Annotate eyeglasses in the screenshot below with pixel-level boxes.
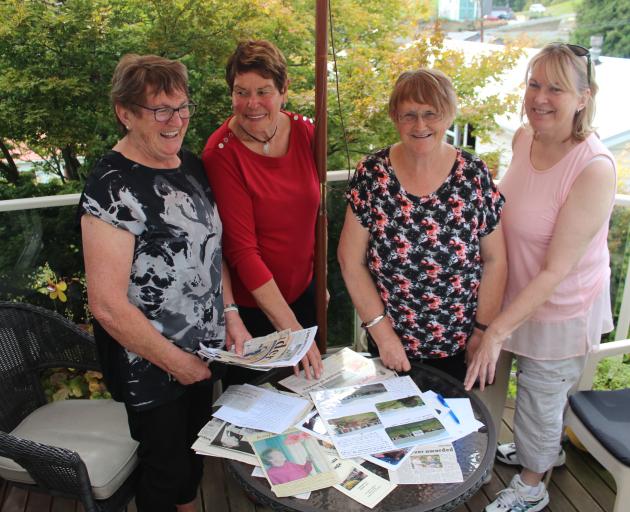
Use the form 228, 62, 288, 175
132, 102, 197, 122
564, 43, 591, 85
397, 109, 443, 125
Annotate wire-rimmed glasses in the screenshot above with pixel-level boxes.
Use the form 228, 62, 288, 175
132, 102, 197, 122
397, 109, 443, 126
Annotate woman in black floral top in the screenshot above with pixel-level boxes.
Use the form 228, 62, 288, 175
338, 69, 507, 381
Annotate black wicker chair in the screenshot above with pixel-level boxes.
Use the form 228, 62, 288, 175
0, 301, 138, 512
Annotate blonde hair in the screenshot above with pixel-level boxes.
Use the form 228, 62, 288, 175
523, 43, 597, 141
388, 69, 457, 124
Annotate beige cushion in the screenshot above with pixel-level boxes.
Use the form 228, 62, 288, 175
0, 399, 138, 499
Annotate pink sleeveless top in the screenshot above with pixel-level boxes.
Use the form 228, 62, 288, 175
500, 129, 615, 359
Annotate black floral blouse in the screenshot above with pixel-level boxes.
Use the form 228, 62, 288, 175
346, 146, 504, 359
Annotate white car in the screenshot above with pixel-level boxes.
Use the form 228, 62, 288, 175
529, 3, 546, 13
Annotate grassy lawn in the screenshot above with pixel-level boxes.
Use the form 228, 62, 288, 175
547, 0, 580, 16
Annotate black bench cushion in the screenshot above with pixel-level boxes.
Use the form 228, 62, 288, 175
569, 388, 630, 467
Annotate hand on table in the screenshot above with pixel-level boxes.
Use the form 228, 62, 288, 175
377, 336, 411, 373
295, 342, 323, 380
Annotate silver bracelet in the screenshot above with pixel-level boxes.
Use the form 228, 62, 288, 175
224, 303, 239, 314
361, 312, 386, 330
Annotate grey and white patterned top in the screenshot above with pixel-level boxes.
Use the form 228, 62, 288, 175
79, 149, 224, 410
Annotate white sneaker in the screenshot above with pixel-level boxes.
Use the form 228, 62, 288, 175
485, 474, 549, 512
496, 443, 566, 468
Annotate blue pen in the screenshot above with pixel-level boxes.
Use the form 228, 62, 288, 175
436, 394, 460, 424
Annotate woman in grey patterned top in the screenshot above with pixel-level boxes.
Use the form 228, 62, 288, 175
79, 54, 250, 512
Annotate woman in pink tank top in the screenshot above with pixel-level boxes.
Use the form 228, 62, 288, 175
465, 44, 616, 512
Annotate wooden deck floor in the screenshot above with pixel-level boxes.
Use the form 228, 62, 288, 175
0, 401, 617, 512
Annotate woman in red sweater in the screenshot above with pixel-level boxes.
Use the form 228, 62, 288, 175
202, 40, 322, 384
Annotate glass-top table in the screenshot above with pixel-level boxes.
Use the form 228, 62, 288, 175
226, 360, 496, 512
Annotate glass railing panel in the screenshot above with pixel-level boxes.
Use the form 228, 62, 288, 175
326, 179, 356, 348
608, 204, 630, 340
0, 206, 89, 324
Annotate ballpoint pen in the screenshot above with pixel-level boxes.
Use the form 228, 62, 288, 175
436, 393, 461, 424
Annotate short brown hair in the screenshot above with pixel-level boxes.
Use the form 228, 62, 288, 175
110, 54, 189, 133
225, 40, 288, 93
388, 69, 457, 124
523, 43, 597, 141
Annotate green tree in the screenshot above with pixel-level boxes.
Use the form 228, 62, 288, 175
1, 0, 522, 182
574, 0, 630, 58
325, 21, 523, 170
0, 0, 292, 182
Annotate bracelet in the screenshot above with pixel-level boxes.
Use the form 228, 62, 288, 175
474, 320, 488, 332
361, 312, 386, 330
224, 303, 239, 314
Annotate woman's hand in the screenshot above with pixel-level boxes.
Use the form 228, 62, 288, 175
465, 329, 484, 365
376, 335, 411, 373
225, 311, 252, 355
170, 351, 212, 385
295, 342, 323, 379
464, 329, 503, 391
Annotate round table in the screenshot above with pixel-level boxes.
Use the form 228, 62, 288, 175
226, 360, 496, 512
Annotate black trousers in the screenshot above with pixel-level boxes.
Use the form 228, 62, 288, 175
222, 280, 317, 388
366, 333, 467, 382
125, 373, 222, 512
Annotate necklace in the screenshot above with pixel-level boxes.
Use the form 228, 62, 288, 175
237, 124, 278, 155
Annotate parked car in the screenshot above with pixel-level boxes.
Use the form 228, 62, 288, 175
491, 8, 515, 20
529, 3, 546, 14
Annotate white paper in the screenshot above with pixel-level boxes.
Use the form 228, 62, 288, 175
310, 377, 451, 459
213, 385, 257, 410
279, 348, 396, 396
329, 456, 396, 508
388, 443, 464, 484
422, 392, 484, 441
213, 384, 310, 434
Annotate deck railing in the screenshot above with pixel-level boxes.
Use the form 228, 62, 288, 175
1, 173, 629, 346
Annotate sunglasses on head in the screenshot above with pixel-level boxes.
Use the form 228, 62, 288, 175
562, 43, 592, 86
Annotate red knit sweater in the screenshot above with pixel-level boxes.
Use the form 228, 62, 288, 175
202, 112, 319, 307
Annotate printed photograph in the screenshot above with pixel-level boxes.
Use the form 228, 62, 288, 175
252, 431, 330, 486
375, 395, 425, 415
339, 383, 388, 405
385, 417, 446, 447
327, 411, 382, 436
211, 423, 255, 454
315, 382, 388, 411
299, 411, 329, 438
411, 454, 444, 470
369, 447, 412, 467
340, 467, 368, 490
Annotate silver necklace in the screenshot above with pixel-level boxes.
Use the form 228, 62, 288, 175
238, 124, 278, 155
